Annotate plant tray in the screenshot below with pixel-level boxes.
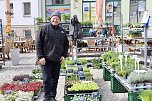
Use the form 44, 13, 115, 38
128, 92, 141, 101
110, 74, 128, 93
103, 66, 111, 81
64, 93, 102, 101
33, 88, 42, 100
60, 69, 66, 76
66, 90, 98, 94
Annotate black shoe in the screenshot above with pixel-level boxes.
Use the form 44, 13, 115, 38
50, 97, 57, 101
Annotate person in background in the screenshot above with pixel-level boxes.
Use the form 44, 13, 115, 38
36, 11, 69, 101
71, 15, 83, 46
95, 31, 102, 46
100, 25, 105, 38
89, 28, 96, 37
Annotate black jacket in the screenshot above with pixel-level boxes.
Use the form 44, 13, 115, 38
71, 15, 83, 40
36, 23, 69, 62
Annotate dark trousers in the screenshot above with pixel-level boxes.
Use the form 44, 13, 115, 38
41, 61, 60, 100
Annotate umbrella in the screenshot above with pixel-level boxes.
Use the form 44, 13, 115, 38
4, 0, 11, 34
96, 0, 103, 29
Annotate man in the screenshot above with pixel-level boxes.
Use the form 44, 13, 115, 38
36, 11, 69, 101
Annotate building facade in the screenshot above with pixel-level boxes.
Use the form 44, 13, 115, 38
41, 0, 152, 26
0, 0, 41, 39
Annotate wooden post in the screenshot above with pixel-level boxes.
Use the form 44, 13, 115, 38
4, 0, 11, 34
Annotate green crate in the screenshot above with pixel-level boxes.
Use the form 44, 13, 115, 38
128, 92, 141, 101
110, 74, 128, 93
103, 66, 111, 81
64, 93, 102, 101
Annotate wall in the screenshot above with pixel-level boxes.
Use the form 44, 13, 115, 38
0, 0, 39, 39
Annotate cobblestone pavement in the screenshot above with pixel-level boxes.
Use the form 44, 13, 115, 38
0, 51, 128, 101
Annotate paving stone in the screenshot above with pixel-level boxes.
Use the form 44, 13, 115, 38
0, 51, 128, 101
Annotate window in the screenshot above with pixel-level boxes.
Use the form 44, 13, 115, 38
46, 0, 70, 5
105, 0, 121, 25
82, 1, 96, 22
24, 30, 32, 38
130, 0, 146, 24
10, 3, 14, 16
23, 2, 31, 16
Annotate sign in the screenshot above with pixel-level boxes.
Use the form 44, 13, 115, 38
46, 5, 70, 17
141, 10, 151, 27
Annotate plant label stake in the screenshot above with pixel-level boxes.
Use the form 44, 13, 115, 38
124, 52, 129, 65
136, 58, 140, 75
133, 55, 137, 70
119, 55, 123, 71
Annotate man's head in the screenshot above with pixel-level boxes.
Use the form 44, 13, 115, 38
50, 11, 61, 26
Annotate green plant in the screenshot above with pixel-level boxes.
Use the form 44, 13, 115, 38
36, 26, 40, 31
143, 71, 152, 83
61, 14, 70, 21
83, 22, 88, 26
102, 21, 112, 26
134, 22, 142, 28
123, 23, 132, 27
46, 16, 51, 22
139, 90, 152, 101
65, 59, 75, 65
67, 81, 99, 91
92, 58, 101, 69
36, 17, 43, 22
128, 72, 146, 84
87, 21, 93, 27
66, 66, 77, 71
61, 62, 66, 69
74, 0, 78, 2
80, 22, 85, 27
78, 59, 87, 65
83, 67, 90, 72
116, 69, 126, 78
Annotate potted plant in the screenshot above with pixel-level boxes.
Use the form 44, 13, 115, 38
83, 21, 88, 27
36, 17, 43, 23
87, 21, 93, 28
128, 72, 145, 87
92, 58, 101, 69
65, 59, 75, 65
143, 71, 152, 87
61, 14, 70, 22
78, 58, 87, 65
139, 90, 152, 101
46, 16, 51, 22
80, 22, 84, 27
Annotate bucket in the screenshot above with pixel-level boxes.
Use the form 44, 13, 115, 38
10, 48, 20, 66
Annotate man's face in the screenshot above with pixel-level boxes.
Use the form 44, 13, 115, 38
51, 16, 60, 26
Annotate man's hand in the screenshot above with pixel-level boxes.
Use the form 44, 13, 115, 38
37, 58, 46, 65
60, 56, 65, 64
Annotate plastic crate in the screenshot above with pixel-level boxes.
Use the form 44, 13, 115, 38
103, 66, 111, 81
64, 93, 102, 101
110, 74, 128, 93
128, 92, 141, 101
